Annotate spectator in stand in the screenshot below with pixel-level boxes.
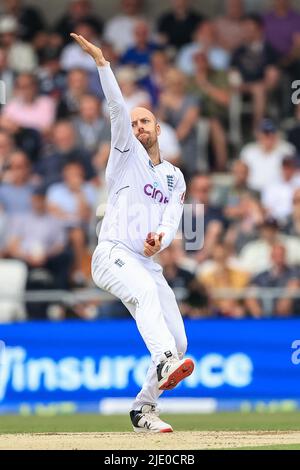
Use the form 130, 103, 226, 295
230, 14, 280, 128
72, 93, 111, 154
3, 0, 45, 42
0, 150, 34, 214
0, 45, 14, 104
240, 118, 295, 193
109, 66, 151, 113
104, 0, 144, 55
55, 0, 103, 45
176, 20, 230, 77
222, 160, 264, 252
38, 47, 66, 100
159, 67, 199, 176
60, 21, 101, 73
145, 49, 172, 106
264, 0, 300, 63
238, 217, 300, 275
1, 72, 56, 134
183, 173, 226, 261
264, 0, 300, 118
159, 240, 209, 319
0, 130, 15, 182
214, 0, 245, 52
32, 30, 63, 69
0, 15, 37, 73
46, 161, 97, 285
158, 119, 181, 167
120, 19, 161, 70
57, 68, 89, 119
157, 0, 204, 50
284, 188, 300, 237
225, 192, 265, 254
223, 160, 259, 221
35, 120, 96, 188
262, 156, 300, 224
198, 243, 249, 318
246, 244, 300, 317
5, 186, 71, 290
188, 49, 231, 171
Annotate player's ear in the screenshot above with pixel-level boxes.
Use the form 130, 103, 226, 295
156, 123, 161, 136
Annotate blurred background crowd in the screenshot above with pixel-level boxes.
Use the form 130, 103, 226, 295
1, 0, 300, 322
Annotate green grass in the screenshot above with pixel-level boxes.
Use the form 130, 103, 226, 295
1, 411, 300, 434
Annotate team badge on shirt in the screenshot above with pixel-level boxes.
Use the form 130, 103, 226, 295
166, 175, 174, 192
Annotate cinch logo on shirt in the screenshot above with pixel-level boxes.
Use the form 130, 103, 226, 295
144, 184, 169, 204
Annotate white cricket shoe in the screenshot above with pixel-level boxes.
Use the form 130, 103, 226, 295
130, 404, 173, 433
157, 352, 194, 391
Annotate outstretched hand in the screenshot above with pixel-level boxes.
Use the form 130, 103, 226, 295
70, 33, 107, 67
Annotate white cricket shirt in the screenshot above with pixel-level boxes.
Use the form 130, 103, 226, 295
97, 65, 186, 257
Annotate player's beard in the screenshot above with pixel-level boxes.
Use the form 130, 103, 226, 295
138, 132, 153, 149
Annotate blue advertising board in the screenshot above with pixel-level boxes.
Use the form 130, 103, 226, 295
0, 320, 299, 414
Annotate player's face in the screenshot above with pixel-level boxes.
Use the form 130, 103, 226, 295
131, 108, 160, 150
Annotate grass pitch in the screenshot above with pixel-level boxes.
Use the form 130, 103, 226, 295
1, 412, 300, 450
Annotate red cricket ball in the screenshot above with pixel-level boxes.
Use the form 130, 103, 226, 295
146, 232, 156, 246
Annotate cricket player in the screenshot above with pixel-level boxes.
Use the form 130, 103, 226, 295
71, 33, 194, 433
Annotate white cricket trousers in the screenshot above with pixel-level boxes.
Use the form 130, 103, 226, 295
91, 241, 187, 410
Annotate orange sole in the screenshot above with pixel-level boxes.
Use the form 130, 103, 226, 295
158, 358, 195, 390
160, 428, 173, 433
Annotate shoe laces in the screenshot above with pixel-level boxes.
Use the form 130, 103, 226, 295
160, 354, 179, 366
142, 404, 161, 422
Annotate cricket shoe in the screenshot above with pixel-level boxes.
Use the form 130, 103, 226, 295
130, 404, 173, 433
157, 352, 194, 391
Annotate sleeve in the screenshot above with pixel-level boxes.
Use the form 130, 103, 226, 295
156, 170, 186, 251
97, 64, 135, 153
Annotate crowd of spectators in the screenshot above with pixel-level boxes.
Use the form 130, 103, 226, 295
1, 0, 300, 321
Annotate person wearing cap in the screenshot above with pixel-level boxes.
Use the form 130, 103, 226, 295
240, 118, 296, 192
0, 14, 37, 73
262, 155, 300, 223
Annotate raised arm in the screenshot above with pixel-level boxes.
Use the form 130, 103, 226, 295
70, 34, 134, 152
